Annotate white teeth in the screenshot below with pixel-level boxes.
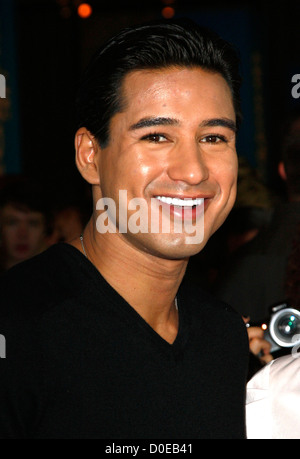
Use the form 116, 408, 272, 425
156, 196, 204, 207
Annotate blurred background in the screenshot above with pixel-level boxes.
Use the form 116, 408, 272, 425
1, 0, 300, 367
0, 0, 299, 198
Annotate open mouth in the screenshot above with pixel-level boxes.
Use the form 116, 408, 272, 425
155, 196, 204, 208
15, 244, 30, 254
154, 195, 206, 221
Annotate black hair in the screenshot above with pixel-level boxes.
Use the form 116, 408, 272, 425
0, 179, 53, 235
76, 18, 242, 147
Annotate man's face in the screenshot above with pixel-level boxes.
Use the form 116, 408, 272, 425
96, 67, 238, 259
0, 204, 47, 266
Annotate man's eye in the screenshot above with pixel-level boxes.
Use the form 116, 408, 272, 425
201, 135, 226, 143
141, 133, 167, 143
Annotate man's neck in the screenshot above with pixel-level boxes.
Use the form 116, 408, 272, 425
71, 219, 188, 343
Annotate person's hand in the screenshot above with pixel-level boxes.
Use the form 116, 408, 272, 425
243, 317, 273, 364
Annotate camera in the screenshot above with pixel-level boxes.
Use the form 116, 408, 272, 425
261, 303, 300, 354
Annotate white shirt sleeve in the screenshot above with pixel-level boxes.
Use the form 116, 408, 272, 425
246, 354, 300, 439
246, 359, 273, 439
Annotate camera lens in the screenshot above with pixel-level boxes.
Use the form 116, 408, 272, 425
269, 308, 300, 347
278, 315, 298, 335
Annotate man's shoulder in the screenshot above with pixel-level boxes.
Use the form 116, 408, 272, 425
181, 276, 241, 317
1, 243, 71, 285
182, 276, 248, 336
0, 244, 84, 318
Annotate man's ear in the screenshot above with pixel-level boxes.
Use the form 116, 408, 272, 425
75, 128, 101, 185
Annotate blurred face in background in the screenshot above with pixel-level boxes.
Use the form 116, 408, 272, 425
49, 207, 84, 244
0, 203, 48, 270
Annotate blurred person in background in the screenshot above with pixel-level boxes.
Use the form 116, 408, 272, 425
0, 179, 52, 273
48, 202, 90, 244
246, 353, 300, 439
246, 223, 300, 438
285, 223, 300, 311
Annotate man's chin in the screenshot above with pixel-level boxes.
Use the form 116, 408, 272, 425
126, 232, 208, 261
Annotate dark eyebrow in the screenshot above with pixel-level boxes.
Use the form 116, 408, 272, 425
199, 118, 237, 133
129, 116, 237, 133
129, 117, 180, 131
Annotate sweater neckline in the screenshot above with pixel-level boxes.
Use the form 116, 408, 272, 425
59, 242, 190, 354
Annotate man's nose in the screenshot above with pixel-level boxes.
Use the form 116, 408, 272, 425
167, 140, 209, 185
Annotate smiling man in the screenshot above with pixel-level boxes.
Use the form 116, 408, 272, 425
0, 19, 249, 439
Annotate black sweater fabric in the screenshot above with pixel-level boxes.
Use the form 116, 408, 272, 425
0, 244, 249, 439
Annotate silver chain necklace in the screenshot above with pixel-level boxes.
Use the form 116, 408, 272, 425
79, 234, 87, 258
79, 234, 178, 311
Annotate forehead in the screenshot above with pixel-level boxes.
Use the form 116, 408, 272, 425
1, 204, 44, 219
119, 66, 235, 119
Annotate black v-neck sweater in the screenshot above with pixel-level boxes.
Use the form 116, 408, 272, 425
0, 244, 248, 439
